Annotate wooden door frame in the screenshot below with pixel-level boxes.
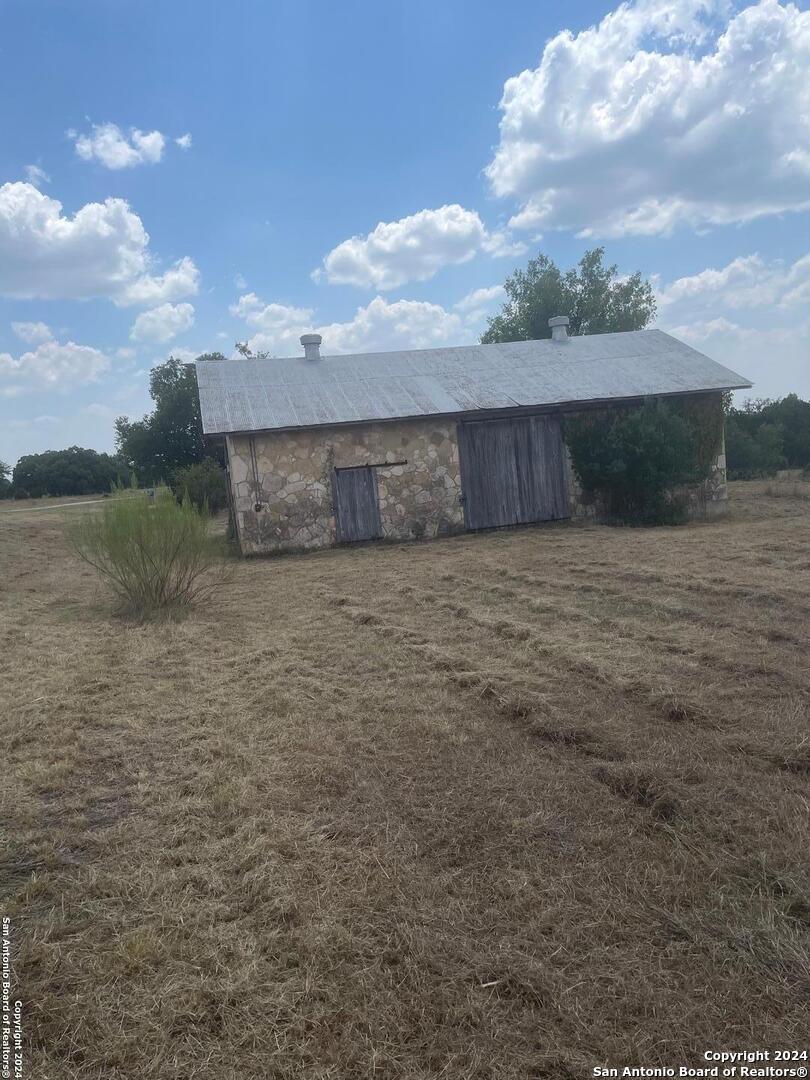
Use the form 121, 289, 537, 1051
332, 465, 383, 543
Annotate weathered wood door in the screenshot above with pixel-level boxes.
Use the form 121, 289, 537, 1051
457, 415, 569, 530
332, 466, 382, 542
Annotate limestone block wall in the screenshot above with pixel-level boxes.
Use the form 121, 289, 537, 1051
226, 417, 465, 554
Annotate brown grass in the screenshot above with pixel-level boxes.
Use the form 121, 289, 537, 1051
1, 479, 809, 1078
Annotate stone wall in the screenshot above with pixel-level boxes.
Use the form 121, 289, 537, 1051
227, 417, 465, 554
226, 391, 729, 555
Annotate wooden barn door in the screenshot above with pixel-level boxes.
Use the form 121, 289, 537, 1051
332, 466, 382, 542
458, 415, 569, 530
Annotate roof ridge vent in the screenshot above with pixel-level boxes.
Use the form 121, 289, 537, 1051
300, 333, 322, 361
548, 315, 569, 342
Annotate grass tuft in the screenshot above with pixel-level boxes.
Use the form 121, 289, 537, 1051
68, 487, 228, 618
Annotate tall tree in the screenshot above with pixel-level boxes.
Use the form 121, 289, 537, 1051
115, 353, 225, 485
481, 247, 656, 344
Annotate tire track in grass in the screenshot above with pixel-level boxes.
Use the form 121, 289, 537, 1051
460, 562, 810, 685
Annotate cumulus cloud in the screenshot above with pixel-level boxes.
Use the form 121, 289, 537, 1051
656, 251, 810, 398
130, 302, 195, 343
117, 256, 200, 307
230, 292, 464, 356
71, 123, 166, 169
487, 0, 810, 237
0, 339, 110, 389
316, 205, 526, 289
453, 284, 506, 315
11, 321, 53, 345
0, 183, 199, 306
657, 252, 810, 310
175, 133, 192, 150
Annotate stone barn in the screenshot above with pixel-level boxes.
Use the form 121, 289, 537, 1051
195, 319, 751, 555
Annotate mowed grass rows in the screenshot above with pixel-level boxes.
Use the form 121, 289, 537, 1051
1, 481, 809, 1078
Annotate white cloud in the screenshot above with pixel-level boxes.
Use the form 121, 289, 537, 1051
656, 251, 810, 399
0, 340, 110, 389
452, 284, 508, 330
71, 123, 166, 169
117, 256, 200, 307
487, 0, 810, 237
175, 133, 192, 150
316, 204, 525, 289
480, 231, 528, 259
0, 183, 199, 306
11, 321, 53, 345
453, 284, 506, 314
130, 302, 195, 343
657, 252, 810, 311
24, 165, 50, 186
165, 347, 200, 362
231, 292, 464, 356
234, 272, 247, 290
318, 297, 462, 353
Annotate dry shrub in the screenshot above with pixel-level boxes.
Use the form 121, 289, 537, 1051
68, 488, 228, 617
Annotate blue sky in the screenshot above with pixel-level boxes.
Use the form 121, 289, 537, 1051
2, 0, 809, 466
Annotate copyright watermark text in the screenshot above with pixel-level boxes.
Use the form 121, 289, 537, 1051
1, 917, 23, 1080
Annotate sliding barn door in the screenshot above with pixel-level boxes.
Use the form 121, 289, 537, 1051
458, 415, 569, 530
332, 466, 382, 542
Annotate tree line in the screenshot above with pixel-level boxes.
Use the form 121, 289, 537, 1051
724, 395, 810, 478
2, 249, 806, 501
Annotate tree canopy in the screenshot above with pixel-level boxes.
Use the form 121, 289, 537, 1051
724, 394, 810, 478
481, 247, 656, 344
12, 447, 131, 498
115, 354, 225, 485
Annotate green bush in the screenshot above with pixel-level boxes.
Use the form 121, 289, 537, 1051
565, 401, 709, 525
170, 457, 228, 513
69, 488, 227, 617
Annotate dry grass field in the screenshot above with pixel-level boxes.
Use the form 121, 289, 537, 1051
2, 480, 809, 1079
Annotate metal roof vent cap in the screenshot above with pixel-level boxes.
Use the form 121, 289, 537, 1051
549, 315, 569, 342
300, 333, 322, 360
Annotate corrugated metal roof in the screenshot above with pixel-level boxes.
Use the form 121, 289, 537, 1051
195, 329, 752, 436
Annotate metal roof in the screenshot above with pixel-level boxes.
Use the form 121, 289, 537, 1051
195, 329, 752, 436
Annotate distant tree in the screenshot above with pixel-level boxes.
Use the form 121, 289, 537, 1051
115, 353, 224, 485
0, 461, 12, 498
481, 247, 656, 344
759, 394, 810, 467
11, 447, 131, 498
235, 342, 273, 359
721, 394, 810, 478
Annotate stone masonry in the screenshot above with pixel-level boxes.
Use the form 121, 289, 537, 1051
225, 392, 729, 555
227, 416, 465, 554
